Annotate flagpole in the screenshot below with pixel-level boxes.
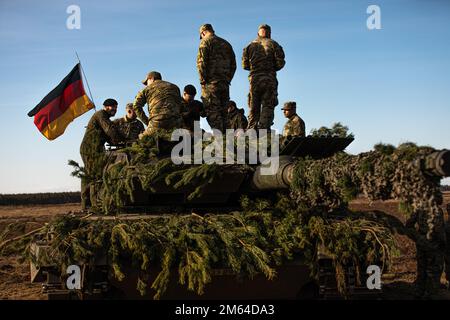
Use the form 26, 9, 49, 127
75, 52, 96, 111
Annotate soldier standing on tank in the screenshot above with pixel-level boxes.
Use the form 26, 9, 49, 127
80, 99, 123, 210
227, 100, 248, 130
282, 101, 305, 137
197, 23, 236, 133
133, 71, 183, 137
181, 84, 205, 133
113, 103, 145, 142
406, 208, 446, 298
242, 24, 285, 131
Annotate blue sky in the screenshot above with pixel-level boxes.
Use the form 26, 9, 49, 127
0, 0, 449, 193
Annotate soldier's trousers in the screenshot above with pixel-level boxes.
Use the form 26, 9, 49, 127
445, 218, 450, 284
247, 76, 278, 130
415, 243, 444, 296
80, 152, 102, 210
201, 81, 229, 132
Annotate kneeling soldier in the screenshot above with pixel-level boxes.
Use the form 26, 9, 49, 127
227, 100, 248, 130
133, 71, 183, 136
114, 103, 145, 142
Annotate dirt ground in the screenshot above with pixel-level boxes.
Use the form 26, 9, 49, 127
0, 195, 449, 300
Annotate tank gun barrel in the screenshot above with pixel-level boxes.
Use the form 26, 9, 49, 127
419, 150, 450, 177
250, 150, 450, 192
251, 156, 295, 190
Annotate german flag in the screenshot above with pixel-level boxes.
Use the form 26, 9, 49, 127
27, 63, 95, 140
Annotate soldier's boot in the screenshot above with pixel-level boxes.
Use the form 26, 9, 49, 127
256, 128, 271, 141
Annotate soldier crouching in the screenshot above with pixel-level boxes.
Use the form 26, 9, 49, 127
133, 71, 183, 137
113, 103, 144, 143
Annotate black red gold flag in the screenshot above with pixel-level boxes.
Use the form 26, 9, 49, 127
27, 63, 94, 140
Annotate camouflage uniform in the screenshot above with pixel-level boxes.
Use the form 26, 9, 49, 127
242, 33, 285, 129
133, 79, 183, 135
445, 203, 450, 287
227, 108, 248, 130
181, 99, 204, 132
197, 34, 236, 132
282, 113, 306, 137
113, 116, 144, 142
80, 109, 122, 209
406, 209, 446, 297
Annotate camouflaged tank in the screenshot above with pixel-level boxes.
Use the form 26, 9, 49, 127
29, 136, 450, 300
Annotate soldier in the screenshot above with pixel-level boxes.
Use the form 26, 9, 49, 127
113, 103, 145, 142
197, 23, 236, 132
133, 71, 183, 136
227, 100, 248, 130
242, 24, 285, 130
406, 208, 446, 298
80, 99, 123, 210
282, 101, 305, 137
181, 84, 205, 133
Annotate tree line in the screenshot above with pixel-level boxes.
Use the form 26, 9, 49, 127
0, 192, 80, 206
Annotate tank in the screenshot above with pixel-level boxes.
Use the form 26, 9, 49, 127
28, 136, 450, 300
100, 136, 356, 210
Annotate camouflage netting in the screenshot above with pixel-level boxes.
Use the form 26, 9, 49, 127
1, 125, 447, 298
95, 132, 255, 214
290, 142, 446, 246
0, 196, 397, 299
76, 130, 282, 214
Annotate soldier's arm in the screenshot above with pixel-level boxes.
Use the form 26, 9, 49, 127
197, 41, 209, 85
133, 90, 149, 125
299, 119, 306, 137
98, 113, 123, 145
181, 107, 192, 122
137, 120, 145, 134
274, 42, 286, 71
282, 123, 289, 137
242, 45, 250, 71
112, 118, 125, 141
292, 122, 302, 136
